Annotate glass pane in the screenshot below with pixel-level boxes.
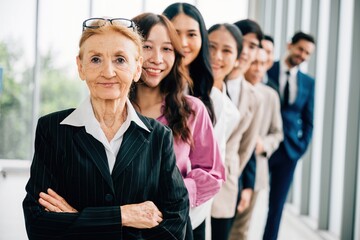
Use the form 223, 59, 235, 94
143, 0, 195, 14
0, 0, 36, 160
197, 0, 249, 27
0, 0, 249, 161
92, 0, 142, 19
0, 0, 90, 160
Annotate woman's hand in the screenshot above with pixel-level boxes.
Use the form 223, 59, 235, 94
255, 137, 264, 155
121, 201, 163, 229
39, 188, 78, 213
236, 188, 253, 213
39, 189, 163, 229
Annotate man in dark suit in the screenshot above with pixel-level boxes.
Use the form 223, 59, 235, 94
264, 31, 316, 240
261, 35, 275, 85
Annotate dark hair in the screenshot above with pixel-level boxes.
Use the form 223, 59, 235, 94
163, 2, 215, 124
130, 13, 193, 143
263, 34, 274, 44
208, 23, 243, 58
291, 31, 316, 45
233, 19, 264, 44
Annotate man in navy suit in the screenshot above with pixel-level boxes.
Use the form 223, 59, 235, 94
264, 31, 316, 240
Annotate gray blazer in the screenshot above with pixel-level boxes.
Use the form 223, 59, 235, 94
254, 83, 283, 190
23, 108, 189, 240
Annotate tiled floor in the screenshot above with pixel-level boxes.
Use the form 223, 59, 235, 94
1, 168, 332, 240
205, 189, 328, 240
247, 189, 326, 240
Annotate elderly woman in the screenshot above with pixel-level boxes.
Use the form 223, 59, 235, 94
23, 18, 189, 240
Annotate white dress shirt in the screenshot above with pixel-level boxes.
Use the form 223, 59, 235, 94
279, 60, 299, 104
226, 76, 243, 107
210, 84, 241, 161
60, 96, 149, 173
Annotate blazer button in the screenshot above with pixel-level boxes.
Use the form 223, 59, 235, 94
105, 193, 113, 202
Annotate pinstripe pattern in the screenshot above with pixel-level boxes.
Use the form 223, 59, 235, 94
23, 109, 189, 240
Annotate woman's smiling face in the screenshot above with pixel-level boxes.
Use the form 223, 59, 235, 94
171, 13, 202, 67
208, 27, 239, 82
141, 24, 175, 88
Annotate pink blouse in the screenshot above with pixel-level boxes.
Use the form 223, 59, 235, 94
157, 95, 225, 207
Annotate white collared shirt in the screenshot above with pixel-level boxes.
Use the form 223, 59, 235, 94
210, 84, 241, 161
60, 96, 149, 173
280, 59, 299, 104
226, 75, 243, 107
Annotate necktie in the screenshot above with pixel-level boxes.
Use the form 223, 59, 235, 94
283, 71, 290, 107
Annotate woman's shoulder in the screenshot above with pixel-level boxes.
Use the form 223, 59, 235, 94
183, 95, 212, 125
39, 109, 75, 123
136, 111, 172, 134
184, 95, 207, 112
35, 109, 76, 134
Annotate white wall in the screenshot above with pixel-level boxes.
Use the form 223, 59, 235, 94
0, 160, 30, 240
309, 0, 331, 224
329, 0, 354, 235
355, 136, 360, 240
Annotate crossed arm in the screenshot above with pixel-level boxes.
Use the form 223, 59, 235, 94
23, 117, 189, 239
39, 188, 163, 229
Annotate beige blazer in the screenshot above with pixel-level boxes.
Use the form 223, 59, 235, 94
254, 83, 283, 190
211, 78, 263, 218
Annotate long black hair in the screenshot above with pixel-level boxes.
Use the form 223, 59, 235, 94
163, 2, 215, 124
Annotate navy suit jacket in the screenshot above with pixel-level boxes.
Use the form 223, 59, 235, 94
239, 151, 256, 190
23, 109, 189, 240
267, 61, 315, 161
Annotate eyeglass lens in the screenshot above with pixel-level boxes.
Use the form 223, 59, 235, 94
83, 18, 134, 31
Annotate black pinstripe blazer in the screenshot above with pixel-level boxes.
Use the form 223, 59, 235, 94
23, 108, 189, 240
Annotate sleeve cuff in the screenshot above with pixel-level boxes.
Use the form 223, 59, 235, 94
183, 178, 197, 207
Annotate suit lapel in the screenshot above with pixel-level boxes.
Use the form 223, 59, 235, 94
111, 122, 150, 181
238, 79, 250, 120
73, 128, 114, 191
273, 62, 281, 93
295, 71, 304, 105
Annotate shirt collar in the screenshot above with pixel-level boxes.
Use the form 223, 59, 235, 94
60, 96, 150, 133
280, 57, 299, 76
226, 74, 244, 83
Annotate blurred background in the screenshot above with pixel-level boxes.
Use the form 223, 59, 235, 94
0, 0, 359, 239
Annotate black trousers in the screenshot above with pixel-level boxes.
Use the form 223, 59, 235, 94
263, 144, 298, 240
210, 217, 233, 240
193, 220, 206, 240
185, 216, 194, 240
